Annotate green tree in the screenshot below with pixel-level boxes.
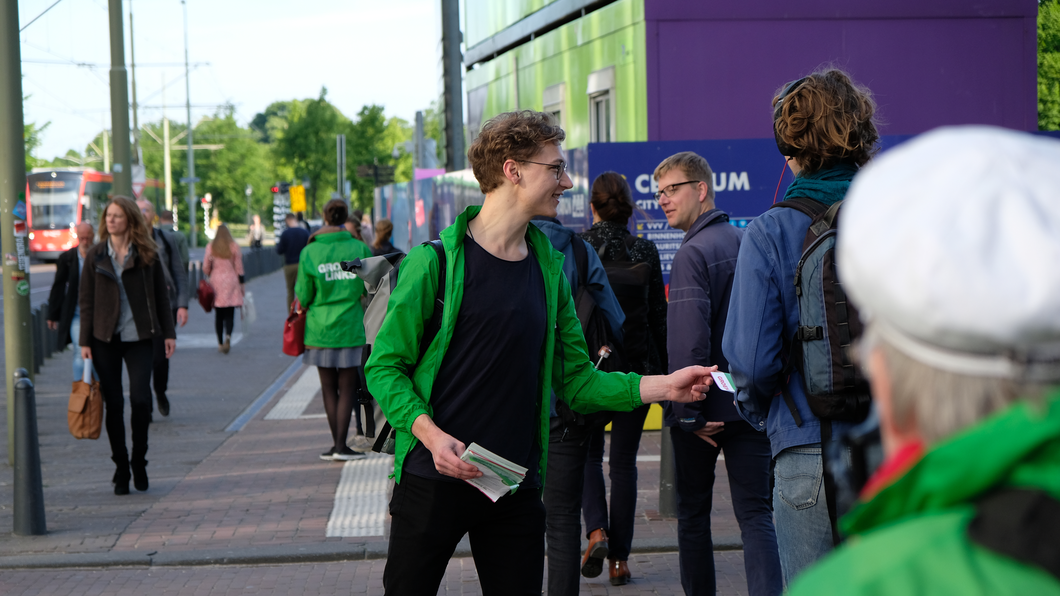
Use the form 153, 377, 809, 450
24, 121, 49, 171
273, 88, 350, 217
1041, 0, 1060, 130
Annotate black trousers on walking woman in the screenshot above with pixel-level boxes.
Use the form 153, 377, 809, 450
215, 307, 235, 344
92, 336, 154, 466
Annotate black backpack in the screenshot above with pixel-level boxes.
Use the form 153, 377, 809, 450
593, 235, 652, 375
570, 237, 626, 374
770, 197, 871, 426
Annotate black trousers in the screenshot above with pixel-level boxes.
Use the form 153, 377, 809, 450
543, 417, 595, 596
215, 307, 235, 344
384, 472, 546, 596
92, 336, 154, 464
151, 308, 178, 396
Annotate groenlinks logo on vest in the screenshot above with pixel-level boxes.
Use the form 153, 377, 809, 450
15, 280, 29, 296
318, 262, 357, 281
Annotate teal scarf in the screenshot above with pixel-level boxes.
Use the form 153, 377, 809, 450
783, 162, 859, 206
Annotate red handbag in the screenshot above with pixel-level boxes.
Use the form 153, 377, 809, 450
283, 299, 307, 356
197, 279, 215, 313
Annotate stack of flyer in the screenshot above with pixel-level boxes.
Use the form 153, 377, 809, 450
460, 443, 527, 502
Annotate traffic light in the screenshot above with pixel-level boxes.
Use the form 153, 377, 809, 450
271, 182, 291, 194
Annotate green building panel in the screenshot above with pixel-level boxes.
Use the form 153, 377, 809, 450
465, 0, 558, 49
465, 0, 648, 149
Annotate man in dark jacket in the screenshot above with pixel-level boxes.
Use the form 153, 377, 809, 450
276, 213, 310, 310
532, 215, 625, 596
657, 152, 781, 596
139, 200, 189, 417
47, 221, 96, 381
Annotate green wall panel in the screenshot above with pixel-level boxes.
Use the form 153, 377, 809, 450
465, 0, 556, 49
466, 0, 647, 149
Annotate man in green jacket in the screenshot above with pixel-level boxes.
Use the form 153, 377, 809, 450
365, 111, 717, 596
788, 127, 1060, 595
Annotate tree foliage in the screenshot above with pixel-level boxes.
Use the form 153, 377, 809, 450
1041, 0, 1060, 130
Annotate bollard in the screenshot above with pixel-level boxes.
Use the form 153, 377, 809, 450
31, 309, 42, 373
659, 426, 677, 518
13, 370, 46, 536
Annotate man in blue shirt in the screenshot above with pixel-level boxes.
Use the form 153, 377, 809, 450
276, 213, 310, 310
659, 151, 781, 596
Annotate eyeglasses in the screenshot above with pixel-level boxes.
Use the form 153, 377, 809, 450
519, 160, 566, 181
654, 180, 700, 200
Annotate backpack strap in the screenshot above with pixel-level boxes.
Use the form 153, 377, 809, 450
571, 234, 589, 291
372, 239, 446, 454
968, 488, 1060, 581
771, 196, 828, 219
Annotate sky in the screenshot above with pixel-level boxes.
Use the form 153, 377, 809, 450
19, 0, 446, 162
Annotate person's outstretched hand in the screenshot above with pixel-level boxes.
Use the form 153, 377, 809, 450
640, 365, 718, 404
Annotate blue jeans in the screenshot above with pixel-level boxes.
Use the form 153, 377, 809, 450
70, 315, 98, 382
582, 404, 650, 561
543, 417, 594, 596
773, 444, 835, 586
671, 420, 782, 596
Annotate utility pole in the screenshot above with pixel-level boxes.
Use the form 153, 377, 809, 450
103, 128, 110, 172
440, 0, 465, 171
108, 0, 133, 196
163, 76, 172, 212
129, 0, 141, 165
2, 0, 36, 463
336, 134, 346, 203
182, 0, 198, 248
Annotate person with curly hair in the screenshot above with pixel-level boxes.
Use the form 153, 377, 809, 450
366, 110, 718, 595
79, 196, 176, 495
723, 68, 880, 586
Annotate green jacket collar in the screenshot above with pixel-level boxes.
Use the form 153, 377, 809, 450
843, 391, 1060, 536
308, 230, 352, 244
441, 205, 566, 277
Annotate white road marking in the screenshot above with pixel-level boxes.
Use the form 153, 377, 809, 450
326, 455, 392, 537
174, 332, 243, 349
264, 367, 319, 420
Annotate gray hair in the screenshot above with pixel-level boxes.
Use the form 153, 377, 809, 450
869, 323, 1047, 445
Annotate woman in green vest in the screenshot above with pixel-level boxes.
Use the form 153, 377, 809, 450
295, 199, 373, 461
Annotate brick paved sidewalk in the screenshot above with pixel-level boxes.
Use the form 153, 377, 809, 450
0, 267, 748, 578
0, 551, 751, 595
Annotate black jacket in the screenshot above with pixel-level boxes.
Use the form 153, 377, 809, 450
79, 241, 176, 345
46, 246, 81, 347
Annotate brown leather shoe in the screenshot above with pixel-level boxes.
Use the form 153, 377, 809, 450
580, 528, 609, 578
609, 559, 631, 586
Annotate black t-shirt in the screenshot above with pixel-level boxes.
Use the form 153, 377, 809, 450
404, 235, 546, 487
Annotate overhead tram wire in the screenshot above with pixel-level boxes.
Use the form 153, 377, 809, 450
19, 0, 66, 32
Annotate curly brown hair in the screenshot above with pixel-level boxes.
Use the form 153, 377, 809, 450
467, 110, 566, 194
590, 172, 635, 224
98, 196, 156, 267
772, 68, 879, 174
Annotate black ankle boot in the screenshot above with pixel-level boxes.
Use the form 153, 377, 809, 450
131, 459, 149, 492
113, 457, 130, 495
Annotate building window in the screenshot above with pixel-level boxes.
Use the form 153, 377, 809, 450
587, 66, 616, 143
543, 83, 565, 129
590, 92, 612, 143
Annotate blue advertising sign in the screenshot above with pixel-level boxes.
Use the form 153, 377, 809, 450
587, 136, 911, 284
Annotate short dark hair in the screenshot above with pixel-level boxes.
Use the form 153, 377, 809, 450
323, 199, 348, 226
160, 210, 174, 222
467, 110, 566, 194
590, 172, 634, 224
285, 213, 297, 221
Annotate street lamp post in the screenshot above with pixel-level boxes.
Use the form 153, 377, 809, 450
182, 0, 197, 248
245, 184, 252, 227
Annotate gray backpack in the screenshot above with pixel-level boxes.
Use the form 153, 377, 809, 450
771, 198, 870, 425
340, 240, 445, 453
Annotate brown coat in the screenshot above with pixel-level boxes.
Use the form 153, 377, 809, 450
79, 241, 176, 345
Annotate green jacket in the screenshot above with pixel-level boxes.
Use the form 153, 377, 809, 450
295, 231, 372, 349
365, 206, 644, 484
789, 390, 1060, 596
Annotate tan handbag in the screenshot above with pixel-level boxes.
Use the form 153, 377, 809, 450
68, 361, 102, 440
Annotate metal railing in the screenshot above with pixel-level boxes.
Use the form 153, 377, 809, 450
187, 247, 283, 291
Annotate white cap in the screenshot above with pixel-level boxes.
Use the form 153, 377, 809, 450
838, 126, 1060, 381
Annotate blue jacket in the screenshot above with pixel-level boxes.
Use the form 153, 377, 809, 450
722, 207, 854, 457
275, 226, 309, 265
532, 218, 625, 417
664, 209, 743, 429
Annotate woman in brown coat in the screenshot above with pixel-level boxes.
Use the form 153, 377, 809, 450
80, 196, 176, 495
